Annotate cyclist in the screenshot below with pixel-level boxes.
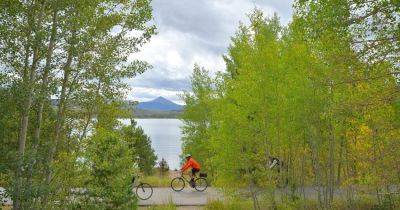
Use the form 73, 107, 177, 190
180, 154, 201, 187
269, 156, 280, 169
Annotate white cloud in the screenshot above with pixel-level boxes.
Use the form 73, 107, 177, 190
126, 87, 186, 105
127, 0, 294, 103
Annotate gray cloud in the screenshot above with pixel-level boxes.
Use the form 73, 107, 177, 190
153, 1, 226, 41
128, 0, 294, 103
128, 68, 192, 91
257, 0, 293, 22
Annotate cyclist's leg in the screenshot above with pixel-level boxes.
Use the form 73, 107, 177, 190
191, 168, 200, 179
190, 168, 198, 187
131, 176, 136, 184
190, 168, 200, 187
190, 168, 195, 180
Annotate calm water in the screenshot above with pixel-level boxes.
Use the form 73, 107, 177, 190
120, 119, 183, 170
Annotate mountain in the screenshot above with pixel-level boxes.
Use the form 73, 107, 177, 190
136, 97, 183, 111
50, 97, 183, 118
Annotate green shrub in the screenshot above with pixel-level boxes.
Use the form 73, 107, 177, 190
84, 129, 137, 208
207, 195, 400, 210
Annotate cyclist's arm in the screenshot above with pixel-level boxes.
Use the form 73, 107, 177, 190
181, 161, 191, 172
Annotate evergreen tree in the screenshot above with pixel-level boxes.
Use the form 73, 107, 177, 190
122, 120, 157, 175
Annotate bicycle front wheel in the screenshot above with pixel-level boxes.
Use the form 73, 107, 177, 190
194, 178, 208, 192
136, 183, 153, 200
170, 177, 185, 191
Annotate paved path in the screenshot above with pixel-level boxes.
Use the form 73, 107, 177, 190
1, 186, 223, 207
139, 206, 204, 210
138, 187, 223, 206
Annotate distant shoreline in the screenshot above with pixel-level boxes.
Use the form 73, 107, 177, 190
134, 117, 181, 119
132, 108, 182, 119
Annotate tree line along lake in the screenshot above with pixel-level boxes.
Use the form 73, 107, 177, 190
119, 118, 183, 170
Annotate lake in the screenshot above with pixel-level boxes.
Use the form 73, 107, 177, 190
120, 119, 183, 170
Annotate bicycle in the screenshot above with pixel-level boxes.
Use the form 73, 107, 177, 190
132, 176, 153, 200
170, 171, 208, 192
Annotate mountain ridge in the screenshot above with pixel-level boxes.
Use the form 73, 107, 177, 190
136, 96, 183, 111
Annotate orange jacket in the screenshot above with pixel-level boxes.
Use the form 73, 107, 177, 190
181, 157, 201, 171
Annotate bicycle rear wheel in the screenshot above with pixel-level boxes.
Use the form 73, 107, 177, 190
136, 183, 153, 200
194, 177, 207, 192
170, 177, 185, 191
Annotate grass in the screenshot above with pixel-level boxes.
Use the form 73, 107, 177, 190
141, 174, 172, 187
205, 199, 254, 210
139, 169, 181, 187
205, 194, 400, 210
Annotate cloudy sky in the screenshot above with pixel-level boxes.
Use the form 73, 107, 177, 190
127, 0, 294, 104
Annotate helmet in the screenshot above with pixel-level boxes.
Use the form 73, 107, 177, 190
185, 154, 192, 158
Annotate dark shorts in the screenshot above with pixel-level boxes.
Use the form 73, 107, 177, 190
191, 168, 200, 175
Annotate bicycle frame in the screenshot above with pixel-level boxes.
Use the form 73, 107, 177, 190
179, 172, 197, 184
171, 171, 208, 192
